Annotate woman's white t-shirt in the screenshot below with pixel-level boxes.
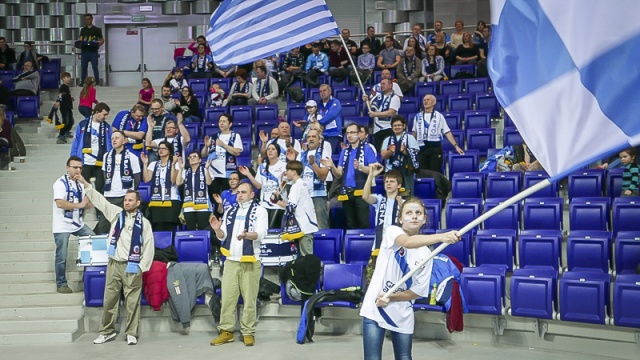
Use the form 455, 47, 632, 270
255, 160, 287, 210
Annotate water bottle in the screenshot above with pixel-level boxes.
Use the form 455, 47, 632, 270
429, 283, 437, 305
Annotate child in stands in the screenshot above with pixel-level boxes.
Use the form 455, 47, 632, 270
78, 76, 98, 119
208, 83, 226, 107
620, 147, 639, 197
137, 78, 154, 114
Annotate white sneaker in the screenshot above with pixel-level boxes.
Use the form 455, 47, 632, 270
93, 332, 116, 344
127, 335, 138, 345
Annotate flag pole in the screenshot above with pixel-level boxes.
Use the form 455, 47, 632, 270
382, 178, 553, 300
338, 35, 371, 112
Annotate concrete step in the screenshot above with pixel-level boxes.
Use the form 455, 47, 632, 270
0, 251, 53, 263
2, 241, 55, 252
0, 221, 52, 232
0, 204, 54, 216
0, 331, 79, 346
0, 191, 51, 200
0, 292, 84, 308
1, 231, 55, 241
0, 261, 54, 274
0, 271, 82, 284
0, 282, 58, 295
0, 215, 51, 224
0, 305, 83, 321
0, 318, 81, 334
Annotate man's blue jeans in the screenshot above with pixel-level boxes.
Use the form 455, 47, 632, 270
81, 51, 99, 85
54, 225, 95, 287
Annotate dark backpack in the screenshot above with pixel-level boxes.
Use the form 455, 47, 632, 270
286, 86, 305, 103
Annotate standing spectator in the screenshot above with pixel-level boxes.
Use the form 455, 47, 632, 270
279, 47, 306, 93
78, 14, 104, 87
473, 21, 487, 45
145, 117, 190, 160
381, 116, 420, 194
403, 24, 427, 53
350, 43, 376, 86
323, 123, 378, 229
342, 29, 359, 58
317, 84, 344, 154
260, 121, 302, 163
303, 43, 329, 87
428, 20, 450, 44
619, 148, 639, 197
188, 35, 211, 55
55, 72, 75, 144
455, 33, 479, 65
420, 45, 445, 82
78, 174, 154, 346
364, 79, 401, 153
477, 26, 491, 77
377, 36, 402, 70
176, 151, 213, 230
147, 98, 178, 162
94, 130, 141, 235
395, 46, 421, 94
10, 61, 40, 97
249, 65, 278, 106
371, 69, 403, 100
434, 32, 453, 65
16, 41, 46, 71
209, 182, 268, 347
0, 37, 17, 71
450, 20, 466, 49
111, 104, 148, 158
168, 68, 188, 93
70, 103, 112, 194
213, 171, 242, 216
406, 37, 424, 60
52, 156, 95, 294
360, 26, 382, 56
137, 78, 154, 114
78, 76, 99, 119
189, 43, 214, 79
227, 69, 251, 106
141, 141, 181, 231
201, 113, 243, 196
0, 107, 12, 149
177, 86, 200, 123
411, 95, 464, 173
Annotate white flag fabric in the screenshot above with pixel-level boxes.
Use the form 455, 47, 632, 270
207, 0, 340, 67
489, 0, 640, 180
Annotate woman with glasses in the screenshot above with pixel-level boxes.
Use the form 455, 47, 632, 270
141, 141, 181, 231
176, 86, 200, 124
176, 151, 213, 230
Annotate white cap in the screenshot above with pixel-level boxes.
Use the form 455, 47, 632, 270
305, 100, 317, 108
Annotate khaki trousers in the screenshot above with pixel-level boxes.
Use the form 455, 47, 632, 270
99, 258, 143, 337
218, 260, 261, 336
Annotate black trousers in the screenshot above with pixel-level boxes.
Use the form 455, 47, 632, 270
418, 145, 444, 174
372, 129, 394, 155
94, 196, 123, 235
82, 165, 105, 193
184, 211, 211, 231
342, 194, 371, 229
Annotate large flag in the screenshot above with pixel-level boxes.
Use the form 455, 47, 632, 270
207, 0, 340, 67
489, 0, 640, 180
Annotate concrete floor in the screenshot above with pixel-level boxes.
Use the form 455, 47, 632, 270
2, 330, 621, 360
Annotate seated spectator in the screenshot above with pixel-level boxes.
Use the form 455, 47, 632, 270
406, 37, 424, 60
249, 65, 278, 106
303, 43, 329, 87
455, 32, 479, 65
428, 21, 450, 44
188, 35, 211, 55
10, 61, 40, 97
319, 38, 332, 54
168, 68, 188, 93
17, 41, 47, 70
160, 86, 178, 114
370, 69, 403, 100
380, 116, 420, 193
249, 59, 266, 80
360, 26, 382, 56
264, 55, 279, 79
350, 43, 375, 86
450, 20, 466, 49
619, 148, 639, 197
137, 78, 154, 114
342, 29, 360, 59
279, 47, 306, 94
512, 142, 544, 172
176, 86, 201, 123
385, 32, 403, 50
214, 63, 236, 79
403, 24, 427, 53
226, 69, 251, 106
377, 36, 402, 70
434, 32, 453, 65
0, 37, 17, 71
208, 83, 226, 107
420, 45, 445, 82
328, 40, 351, 81
473, 21, 487, 46
395, 46, 421, 94
299, 43, 314, 61
189, 43, 214, 79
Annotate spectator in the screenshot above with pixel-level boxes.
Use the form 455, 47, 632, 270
360, 26, 382, 56
319, 38, 332, 54
377, 36, 402, 70
70, 102, 112, 194
428, 20, 450, 44
371, 69, 403, 100
10, 61, 39, 97
227, 68, 251, 106
16, 41, 46, 71
279, 47, 306, 93
513, 142, 544, 173
0, 79, 9, 111
55, 72, 75, 144
342, 29, 359, 58
386, 32, 403, 50
159, 86, 178, 114
176, 86, 200, 123
78, 76, 99, 119
201, 113, 243, 195
381, 116, 420, 193
0, 107, 12, 149
317, 84, 344, 154
411, 95, 464, 173
434, 32, 453, 65
619, 148, 639, 197
358, 125, 378, 156
420, 44, 445, 82
327, 40, 351, 82
263, 55, 280, 79
176, 151, 213, 230
111, 104, 148, 157
0, 37, 17, 71
78, 14, 104, 87
406, 37, 424, 60
147, 98, 178, 162
303, 43, 329, 87
261, 121, 302, 163
141, 141, 181, 231
52, 156, 95, 294
145, 117, 190, 160
208, 83, 226, 107
137, 78, 154, 114
208, 182, 268, 347
189, 43, 214, 79
473, 20, 487, 45
214, 63, 236, 79
94, 130, 142, 235
292, 100, 320, 141
450, 20, 466, 49
395, 46, 421, 94
403, 24, 427, 53
168, 68, 188, 93
455, 32, 479, 65
323, 123, 378, 229
213, 171, 242, 216
350, 43, 375, 86
249, 65, 278, 106
299, 43, 314, 61
364, 79, 401, 152
188, 35, 211, 55
477, 26, 491, 77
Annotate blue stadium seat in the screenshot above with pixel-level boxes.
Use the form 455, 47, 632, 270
474, 92, 500, 117
308, 88, 321, 104
434, 95, 446, 112
448, 150, 479, 179
442, 111, 463, 130
5, 111, 15, 127
42, 58, 62, 72
606, 167, 625, 198
201, 124, 218, 138
451, 172, 484, 198
612, 197, 640, 234
504, 112, 515, 128
138, 182, 151, 203
333, 86, 357, 102
439, 79, 464, 95
204, 106, 226, 124
400, 97, 420, 114
313, 229, 343, 264
569, 197, 611, 231
567, 168, 605, 199
286, 103, 306, 122
518, 230, 563, 271
422, 199, 441, 231
613, 274, 640, 328
317, 264, 363, 308
153, 231, 173, 249
445, 198, 483, 231
330, 205, 348, 231
330, 76, 349, 89
187, 78, 209, 95
442, 130, 464, 153
614, 231, 640, 275
343, 116, 370, 131
523, 171, 558, 197
414, 82, 437, 99
460, 266, 506, 315
254, 119, 279, 145
449, 64, 475, 79
447, 94, 473, 112
413, 177, 436, 199
210, 77, 232, 94
344, 229, 375, 265
280, 282, 302, 306
482, 197, 521, 230
522, 197, 564, 230
174, 230, 211, 263
510, 268, 558, 319
236, 157, 251, 167
566, 230, 612, 273
464, 77, 490, 94
475, 229, 517, 271
434, 229, 472, 266
341, 101, 360, 118
40, 69, 60, 90
16, 96, 40, 118
175, 56, 191, 69
84, 266, 107, 307
239, 138, 251, 157
183, 123, 199, 141
0, 70, 15, 91
559, 271, 611, 324
254, 104, 278, 121
503, 127, 523, 147
485, 171, 521, 198
464, 110, 491, 129
231, 121, 251, 140
229, 105, 252, 123
286, 87, 308, 104
466, 128, 496, 156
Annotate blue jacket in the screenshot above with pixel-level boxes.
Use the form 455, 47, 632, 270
317, 97, 343, 138
70, 118, 113, 164
304, 52, 329, 73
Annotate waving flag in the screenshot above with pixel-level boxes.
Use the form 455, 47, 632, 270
489, 0, 640, 179
207, 0, 339, 67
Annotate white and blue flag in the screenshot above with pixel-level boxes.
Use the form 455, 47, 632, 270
207, 0, 340, 68
489, 0, 640, 180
